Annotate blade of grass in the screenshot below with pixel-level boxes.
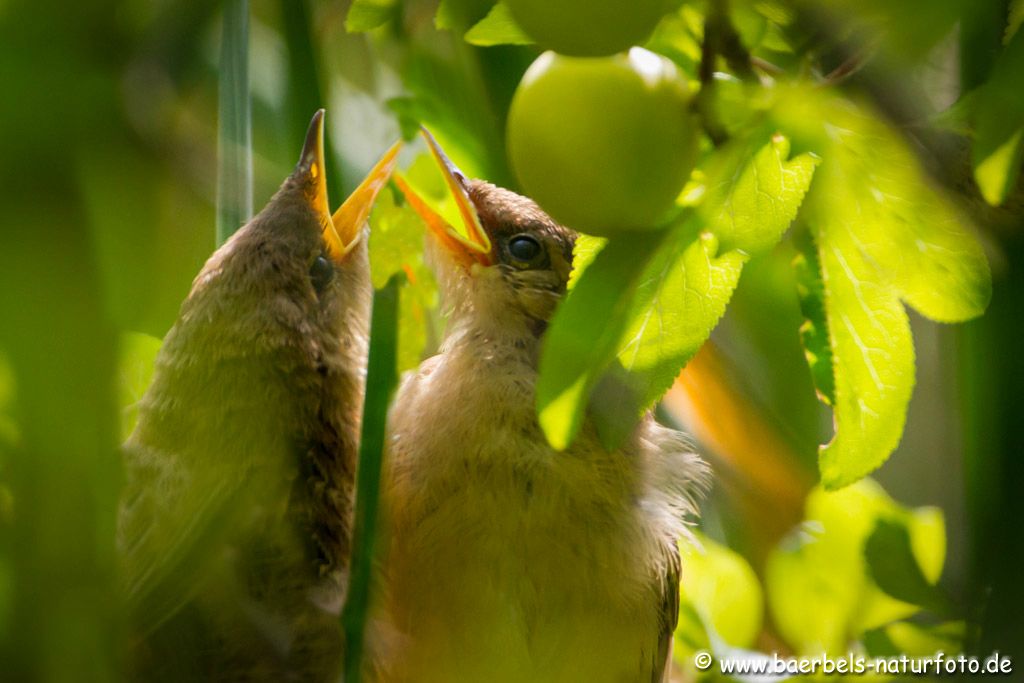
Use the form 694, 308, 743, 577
341, 274, 402, 681
0, 5, 123, 677
216, 0, 252, 246
280, 0, 344, 204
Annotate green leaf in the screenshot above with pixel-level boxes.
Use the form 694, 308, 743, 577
117, 332, 163, 441
464, 3, 533, 46
773, 88, 991, 488
792, 230, 835, 406
345, 0, 399, 32
765, 480, 948, 655
1010, 0, 1024, 42
706, 134, 819, 255
617, 225, 746, 420
567, 234, 606, 290
864, 516, 951, 615
341, 274, 403, 683
907, 506, 946, 584
368, 190, 428, 289
539, 136, 815, 450
216, 0, 252, 246
644, 4, 704, 74
678, 534, 763, 649
537, 230, 668, 450
814, 205, 915, 489
864, 621, 965, 658
435, 0, 497, 31
368, 189, 438, 371
397, 49, 514, 187
973, 29, 1024, 206
608, 135, 815, 436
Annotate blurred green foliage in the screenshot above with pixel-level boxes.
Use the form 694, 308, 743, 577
1, 0, 1022, 679
675, 480, 956, 677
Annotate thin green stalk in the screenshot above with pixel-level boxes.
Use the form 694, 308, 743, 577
342, 274, 402, 682
280, 0, 343, 203
216, 0, 252, 246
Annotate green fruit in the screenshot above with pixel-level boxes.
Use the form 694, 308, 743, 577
507, 49, 697, 236
506, 0, 670, 57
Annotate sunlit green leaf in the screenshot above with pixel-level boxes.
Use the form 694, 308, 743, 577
435, 0, 498, 31
772, 88, 991, 488
368, 190, 427, 290
537, 231, 667, 450
671, 602, 710, 656
907, 506, 945, 584
766, 480, 948, 655
465, 3, 532, 46
865, 516, 951, 614
973, 29, 1024, 206
792, 230, 835, 406
567, 234, 607, 290
864, 620, 965, 658
815, 208, 914, 489
706, 134, 818, 256
345, 0, 399, 32
610, 135, 814, 431
731, 1, 768, 50
706, 75, 765, 138
644, 4, 704, 73
617, 225, 746, 419
678, 534, 763, 649
369, 190, 438, 371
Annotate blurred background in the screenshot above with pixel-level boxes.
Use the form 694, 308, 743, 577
0, 0, 1021, 680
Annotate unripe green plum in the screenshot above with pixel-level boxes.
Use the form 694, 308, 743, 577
507, 49, 698, 236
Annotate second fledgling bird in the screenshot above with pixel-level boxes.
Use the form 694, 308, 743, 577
372, 131, 709, 682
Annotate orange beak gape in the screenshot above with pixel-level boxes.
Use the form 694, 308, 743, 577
393, 128, 493, 269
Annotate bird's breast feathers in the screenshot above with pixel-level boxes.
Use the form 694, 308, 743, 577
381, 343, 686, 682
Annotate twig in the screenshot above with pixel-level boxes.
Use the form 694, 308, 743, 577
819, 40, 876, 86
751, 55, 785, 77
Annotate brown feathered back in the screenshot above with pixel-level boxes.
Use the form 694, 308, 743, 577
119, 154, 370, 681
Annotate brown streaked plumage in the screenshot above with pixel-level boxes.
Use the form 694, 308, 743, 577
118, 111, 397, 681
371, 131, 708, 682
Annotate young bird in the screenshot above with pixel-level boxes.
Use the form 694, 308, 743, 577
373, 131, 708, 682
118, 111, 398, 681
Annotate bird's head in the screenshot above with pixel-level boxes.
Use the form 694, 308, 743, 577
188, 110, 399, 349
396, 130, 576, 340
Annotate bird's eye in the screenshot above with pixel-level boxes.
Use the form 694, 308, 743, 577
507, 234, 543, 266
309, 254, 334, 294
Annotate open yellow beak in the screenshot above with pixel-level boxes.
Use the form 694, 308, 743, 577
331, 140, 402, 262
296, 109, 401, 264
394, 128, 493, 269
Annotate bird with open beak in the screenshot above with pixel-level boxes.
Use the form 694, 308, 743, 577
373, 131, 708, 682
118, 110, 398, 681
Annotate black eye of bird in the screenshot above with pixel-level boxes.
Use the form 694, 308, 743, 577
309, 254, 335, 294
507, 234, 543, 265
